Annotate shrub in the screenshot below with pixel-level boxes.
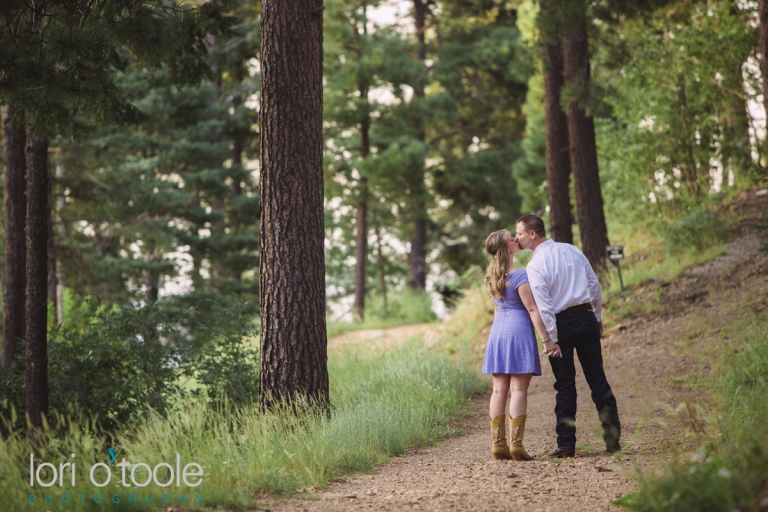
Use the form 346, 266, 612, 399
0, 299, 259, 433
657, 209, 730, 255
0, 300, 187, 433
184, 302, 259, 406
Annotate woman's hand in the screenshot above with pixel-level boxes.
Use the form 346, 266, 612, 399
543, 340, 562, 358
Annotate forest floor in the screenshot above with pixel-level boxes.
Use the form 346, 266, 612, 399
260, 190, 768, 512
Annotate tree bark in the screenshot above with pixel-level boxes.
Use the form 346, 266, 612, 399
562, 1, 608, 269
259, 0, 328, 411
373, 208, 387, 314
760, 0, 768, 123
25, 134, 49, 430
232, 94, 244, 199
409, 0, 427, 290
539, 2, 574, 244
2, 104, 27, 369
47, 168, 57, 316
354, 176, 368, 320
54, 163, 66, 324
353, 81, 370, 321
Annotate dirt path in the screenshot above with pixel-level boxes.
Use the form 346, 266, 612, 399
268, 206, 767, 511
328, 324, 435, 350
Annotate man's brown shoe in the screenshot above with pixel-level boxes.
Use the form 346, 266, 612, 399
547, 447, 575, 458
600, 442, 621, 456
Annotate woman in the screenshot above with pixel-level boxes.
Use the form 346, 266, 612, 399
483, 229, 551, 460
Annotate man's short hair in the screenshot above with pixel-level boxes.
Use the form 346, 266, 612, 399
516, 214, 546, 238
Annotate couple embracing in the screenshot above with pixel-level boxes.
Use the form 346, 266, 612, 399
482, 214, 621, 460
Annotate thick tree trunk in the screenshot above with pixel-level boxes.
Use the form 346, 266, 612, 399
2, 104, 27, 369
539, 4, 574, 244
760, 0, 768, 123
25, 134, 49, 430
562, 2, 608, 269
409, 0, 427, 290
353, 86, 370, 320
259, 0, 328, 411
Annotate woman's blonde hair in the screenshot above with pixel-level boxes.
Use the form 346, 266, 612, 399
485, 230, 511, 300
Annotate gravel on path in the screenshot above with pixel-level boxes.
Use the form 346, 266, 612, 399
265, 230, 766, 512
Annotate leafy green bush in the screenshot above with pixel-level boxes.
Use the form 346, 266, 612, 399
657, 209, 730, 255
0, 301, 186, 433
184, 302, 259, 406
0, 299, 259, 433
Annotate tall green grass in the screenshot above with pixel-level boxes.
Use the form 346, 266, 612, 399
1, 334, 484, 510
327, 288, 437, 338
617, 309, 768, 511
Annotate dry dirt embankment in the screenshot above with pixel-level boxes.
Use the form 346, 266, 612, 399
268, 191, 768, 512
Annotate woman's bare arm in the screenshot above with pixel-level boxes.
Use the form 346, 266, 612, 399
518, 283, 548, 339
518, 282, 561, 357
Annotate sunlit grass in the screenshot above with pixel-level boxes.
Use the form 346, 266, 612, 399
327, 288, 438, 338
616, 307, 768, 511
1, 292, 485, 511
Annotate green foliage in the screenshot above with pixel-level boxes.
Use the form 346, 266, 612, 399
0, 413, 155, 511
322, 0, 428, 299
596, 0, 758, 221
0, 301, 186, 433
0, 323, 484, 510
430, 2, 533, 272
184, 303, 259, 406
0, 299, 258, 433
618, 312, 768, 512
369, 289, 436, 324
56, 59, 259, 314
657, 208, 731, 255
327, 289, 437, 338
512, 72, 548, 214
0, 0, 232, 136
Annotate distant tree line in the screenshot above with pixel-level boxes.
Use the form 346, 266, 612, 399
1, 0, 765, 418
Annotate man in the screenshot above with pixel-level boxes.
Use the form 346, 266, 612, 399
515, 214, 621, 458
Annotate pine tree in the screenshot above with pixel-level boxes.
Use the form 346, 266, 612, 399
259, 0, 328, 411
1, 104, 26, 369
57, 62, 260, 320
760, 0, 768, 125
561, 0, 609, 268
429, 1, 532, 272
539, 0, 573, 243
408, 0, 429, 290
25, 134, 50, 429
1, 0, 230, 429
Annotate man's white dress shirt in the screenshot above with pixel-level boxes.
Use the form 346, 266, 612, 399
526, 239, 602, 343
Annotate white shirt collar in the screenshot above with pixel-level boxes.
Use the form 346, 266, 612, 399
532, 238, 554, 255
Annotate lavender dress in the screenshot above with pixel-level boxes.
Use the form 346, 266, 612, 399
482, 269, 542, 375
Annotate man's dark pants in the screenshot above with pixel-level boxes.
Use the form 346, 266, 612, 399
548, 310, 621, 449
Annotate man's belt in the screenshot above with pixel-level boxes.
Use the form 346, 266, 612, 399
555, 303, 592, 320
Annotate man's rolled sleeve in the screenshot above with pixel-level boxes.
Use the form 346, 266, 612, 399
526, 264, 559, 342
584, 257, 603, 322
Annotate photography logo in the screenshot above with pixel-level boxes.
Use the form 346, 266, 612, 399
28, 447, 205, 506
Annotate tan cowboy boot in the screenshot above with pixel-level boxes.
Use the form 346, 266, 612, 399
490, 415, 513, 460
509, 414, 533, 461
